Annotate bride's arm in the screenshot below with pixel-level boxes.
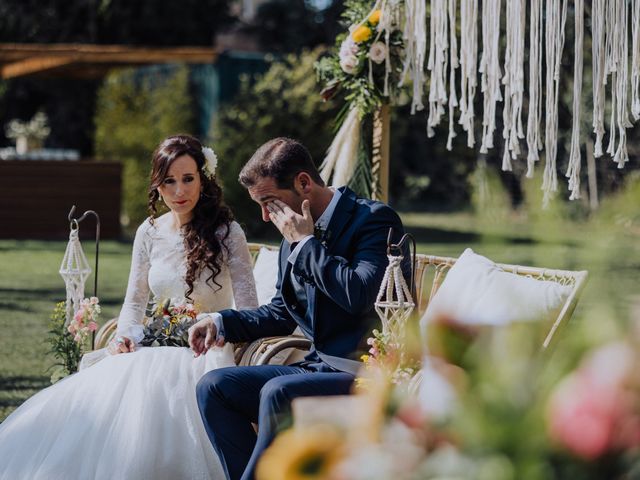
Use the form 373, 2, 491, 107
226, 221, 259, 309
115, 221, 153, 344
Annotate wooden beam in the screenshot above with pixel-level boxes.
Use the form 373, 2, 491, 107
1, 56, 74, 79
0, 43, 218, 78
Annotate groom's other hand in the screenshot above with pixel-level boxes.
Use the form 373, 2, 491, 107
267, 199, 314, 244
189, 315, 224, 357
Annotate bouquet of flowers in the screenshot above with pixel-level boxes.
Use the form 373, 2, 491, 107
140, 298, 198, 347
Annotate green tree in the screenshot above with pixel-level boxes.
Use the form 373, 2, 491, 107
94, 65, 194, 229
211, 48, 339, 237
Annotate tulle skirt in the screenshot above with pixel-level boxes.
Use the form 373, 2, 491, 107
0, 345, 235, 480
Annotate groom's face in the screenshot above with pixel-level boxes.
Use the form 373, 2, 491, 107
248, 177, 304, 223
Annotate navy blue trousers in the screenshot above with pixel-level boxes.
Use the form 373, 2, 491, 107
196, 364, 355, 480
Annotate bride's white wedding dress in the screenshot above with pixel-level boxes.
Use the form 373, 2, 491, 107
0, 215, 258, 480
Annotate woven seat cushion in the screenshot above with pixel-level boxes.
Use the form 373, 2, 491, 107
420, 248, 573, 332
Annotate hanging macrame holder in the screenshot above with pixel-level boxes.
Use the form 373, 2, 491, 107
374, 229, 417, 343
59, 205, 101, 348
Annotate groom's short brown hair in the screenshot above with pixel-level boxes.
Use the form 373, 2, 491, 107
239, 137, 325, 190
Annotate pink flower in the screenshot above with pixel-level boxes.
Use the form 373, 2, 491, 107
88, 321, 98, 332
74, 310, 83, 322
548, 373, 623, 460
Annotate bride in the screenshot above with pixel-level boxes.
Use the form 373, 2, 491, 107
0, 134, 258, 479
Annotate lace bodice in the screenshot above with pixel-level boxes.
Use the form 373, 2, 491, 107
116, 215, 258, 343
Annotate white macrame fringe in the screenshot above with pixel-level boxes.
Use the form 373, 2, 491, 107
632, 0, 640, 121
446, 0, 459, 151
479, 0, 502, 154
427, 0, 448, 136
501, 0, 525, 171
458, 0, 478, 148
319, 108, 361, 187
526, 0, 544, 177
566, 0, 584, 200
542, 0, 568, 207
592, 0, 606, 158
400, 0, 427, 115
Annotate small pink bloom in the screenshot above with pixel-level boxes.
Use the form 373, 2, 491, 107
74, 310, 83, 322
368, 41, 387, 64
548, 373, 622, 460
73, 333, 82, 342
88, 321, 98, 332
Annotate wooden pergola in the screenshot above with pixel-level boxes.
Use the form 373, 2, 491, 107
0, 43, 218, 79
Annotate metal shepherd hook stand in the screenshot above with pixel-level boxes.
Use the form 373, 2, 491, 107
65, 205, 100, 348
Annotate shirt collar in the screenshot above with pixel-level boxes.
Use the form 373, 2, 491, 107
315, 187, 339, 230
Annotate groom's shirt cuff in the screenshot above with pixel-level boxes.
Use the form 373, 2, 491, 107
198, 312, 225, 339
288, 235, 314, 264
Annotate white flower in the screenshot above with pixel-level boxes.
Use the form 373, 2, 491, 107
201, 146, 218, 178
368, 41, 387, 64
340, 36, 359, 57
340, 54, 359, 75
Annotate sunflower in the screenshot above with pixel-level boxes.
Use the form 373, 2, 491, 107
256, 425, 345, 480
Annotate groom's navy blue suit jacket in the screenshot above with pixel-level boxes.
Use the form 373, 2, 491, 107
217, 186, 405, 374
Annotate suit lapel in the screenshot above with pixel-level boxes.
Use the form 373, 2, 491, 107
323, 187, 357, 251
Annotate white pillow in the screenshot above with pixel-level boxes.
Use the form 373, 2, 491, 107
420, 248, 573, 332
253, 247, 280, 306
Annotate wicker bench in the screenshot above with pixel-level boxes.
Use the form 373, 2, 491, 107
94, 243, 588, 362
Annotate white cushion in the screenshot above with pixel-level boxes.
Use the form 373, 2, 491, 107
420, 248, 573, 333
253, 247, 280, 306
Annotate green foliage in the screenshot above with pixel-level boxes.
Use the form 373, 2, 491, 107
47, 301, 82, 383
470, 160, 513, 224
94, 66, 194, 227
211, 48, 339, 236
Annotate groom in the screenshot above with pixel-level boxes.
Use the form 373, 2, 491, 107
189, 137, 405, 480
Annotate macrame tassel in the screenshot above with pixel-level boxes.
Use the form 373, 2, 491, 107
542, 0, 568, 207
632, 0, 640, 121
426, 0, 448, 136
611, 0, 631, 168
319, 108, 362, 187
592, 0, 606, 158
501, 0, 525, 171
458, 0, 478, 148
479, 0, 502, 154
526, 0, 544, 177
446, 0, 459, 151
566, 0, 584, 200
399, 0, 427, 114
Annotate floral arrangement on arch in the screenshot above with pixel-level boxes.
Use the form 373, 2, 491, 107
316, 1, 404, 117
140, 298, 199, 348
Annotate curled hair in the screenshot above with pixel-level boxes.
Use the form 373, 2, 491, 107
147, 134, 233, 300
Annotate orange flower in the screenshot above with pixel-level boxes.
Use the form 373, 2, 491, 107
369, 10, 382, 26
351, 25, 372, 43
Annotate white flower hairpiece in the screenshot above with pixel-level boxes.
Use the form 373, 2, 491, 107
201, 146, 218, 179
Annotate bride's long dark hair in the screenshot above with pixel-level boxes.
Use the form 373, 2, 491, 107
147, 134, 233, 300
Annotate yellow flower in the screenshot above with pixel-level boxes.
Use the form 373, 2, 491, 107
351, 25, 372, 43
256, 426, 345, 480
369, 10, 381, 26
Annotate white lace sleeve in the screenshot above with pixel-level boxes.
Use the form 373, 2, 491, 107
225, 221, 259, 310
116, 221, 152, 343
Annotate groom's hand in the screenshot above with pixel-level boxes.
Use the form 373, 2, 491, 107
188, 315, 224, 357
267, 199, 314, 244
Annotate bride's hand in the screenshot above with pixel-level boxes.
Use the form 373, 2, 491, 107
188, 316, 222, 357
108, 336, 135, 355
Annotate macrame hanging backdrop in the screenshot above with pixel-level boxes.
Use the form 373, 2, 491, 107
321, 0, 640, 205
59, 222, 92, 327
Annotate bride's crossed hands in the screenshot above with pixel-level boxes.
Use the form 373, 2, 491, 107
108, 336, 136, 355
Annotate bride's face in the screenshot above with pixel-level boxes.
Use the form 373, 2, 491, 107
158, 155, 202, 220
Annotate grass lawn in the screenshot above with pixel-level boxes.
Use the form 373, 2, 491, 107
1, 212, 638, 422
